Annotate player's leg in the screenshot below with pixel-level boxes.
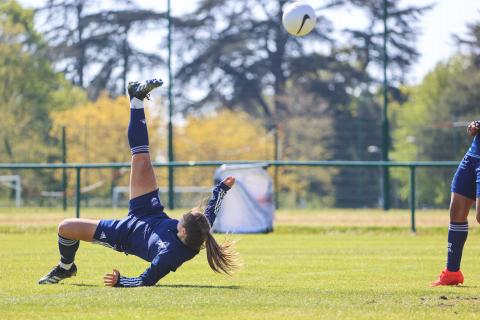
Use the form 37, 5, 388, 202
127, 79, 163, 199
477, 198, 480, 224
475, 159, 480, 224
58, 218, 100, 241
38, 218, 100, 284
431, 192, 473, 287
447, 193, 473, 269
431, 155, 476, 287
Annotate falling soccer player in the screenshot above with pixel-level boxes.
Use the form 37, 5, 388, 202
38, 79, 240, 287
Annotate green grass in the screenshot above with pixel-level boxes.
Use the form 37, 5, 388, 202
2, 208, 480, 319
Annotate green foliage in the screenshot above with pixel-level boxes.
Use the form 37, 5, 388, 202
392, 56, 479, 206
0, 0, 85, 162
0, 0, 86, 203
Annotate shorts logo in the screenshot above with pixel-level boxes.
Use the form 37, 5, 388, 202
151, 197, 160, 207
100, 232, 107, 240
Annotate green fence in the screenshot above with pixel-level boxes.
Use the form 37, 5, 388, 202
0, 160, 458, 232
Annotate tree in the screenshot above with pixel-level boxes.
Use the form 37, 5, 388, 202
35, 0, 167, 99
391, 16, 480, 207
456, 18, 480, 68
391, 56, 479, 207
167, 110, 274, 187
0, 0, 85, 164
0, 0, 86, 204
344, 0, 431, 86
327, 0, 429, 207
172, 0, 428, 207
50, 94, 160, 199
173, 0, 362, 119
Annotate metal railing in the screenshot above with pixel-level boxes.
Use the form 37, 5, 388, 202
0, 160, 459, 232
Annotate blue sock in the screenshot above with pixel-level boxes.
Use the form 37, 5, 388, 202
128, 98, 149, 155
446, 222, 468, 272
58, 235, 79, 264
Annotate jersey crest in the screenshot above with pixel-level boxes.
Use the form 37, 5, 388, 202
156, 239, 170, 255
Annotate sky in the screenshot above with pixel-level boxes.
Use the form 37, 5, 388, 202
401, 0, 480, 83
18, 0, 480, 85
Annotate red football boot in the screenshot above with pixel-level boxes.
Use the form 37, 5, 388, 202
430, 268, 464, 287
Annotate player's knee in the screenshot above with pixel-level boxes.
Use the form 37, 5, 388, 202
449, 207, 467, 222
476, 211, 480, 224
58, 219, 75, 236
132, 155, 152, 173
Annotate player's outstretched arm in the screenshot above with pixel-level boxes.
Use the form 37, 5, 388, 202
104, 254, 174, 287
467, 120, 480, 137
204, 176, 235, 226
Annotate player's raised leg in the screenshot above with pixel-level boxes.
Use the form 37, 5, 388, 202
127, 79, 163, 199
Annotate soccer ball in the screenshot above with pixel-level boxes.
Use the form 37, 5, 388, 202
282, 2, 316, 37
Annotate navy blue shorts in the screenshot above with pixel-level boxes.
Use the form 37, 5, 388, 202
93, 189, 165, 250
451, 155, 480, 200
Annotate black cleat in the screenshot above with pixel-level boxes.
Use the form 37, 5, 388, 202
127, 78, 163, 101
38, 263, 77, 284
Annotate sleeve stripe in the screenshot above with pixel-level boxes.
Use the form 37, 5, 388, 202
118, 276, 143, 287
121, 278, 142, 285
204, 183, 229, 226
213, 189, 226, 217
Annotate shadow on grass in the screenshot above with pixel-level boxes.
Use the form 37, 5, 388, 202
157, 284, 241, 290
70, 283, 99, 287
68, 283, 241, 289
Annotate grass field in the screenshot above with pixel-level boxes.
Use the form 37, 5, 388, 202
2, 208, 480, 319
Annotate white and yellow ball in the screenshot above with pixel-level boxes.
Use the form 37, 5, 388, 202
282, 2, 316, 37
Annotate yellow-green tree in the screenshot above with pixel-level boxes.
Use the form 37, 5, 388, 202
51, 95, 160, 197
167, 110, 273, 188
163, 110, 308, 203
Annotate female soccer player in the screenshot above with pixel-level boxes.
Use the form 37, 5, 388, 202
38, 79, 239, 287
431, 120, 480, 286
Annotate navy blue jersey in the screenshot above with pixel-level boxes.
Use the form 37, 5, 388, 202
93, 182, 230, 287
466, 134, 480, 158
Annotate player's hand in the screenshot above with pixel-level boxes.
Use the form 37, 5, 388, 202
223, 176, 235, 188
467, 121, 480, 137
104, 269, 120, 287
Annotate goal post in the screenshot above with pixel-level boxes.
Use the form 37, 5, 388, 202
0, 175, 21, 207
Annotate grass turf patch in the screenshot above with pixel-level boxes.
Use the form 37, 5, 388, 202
2, 216, 480, 319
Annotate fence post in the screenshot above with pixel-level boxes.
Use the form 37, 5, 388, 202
410, 165, 416, 233
76, 167, 81, 218
62, 126, 67, 211
167, 0, 175, 210
381, 0, 391, 211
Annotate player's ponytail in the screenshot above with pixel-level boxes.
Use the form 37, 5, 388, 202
182, 211, 240, 275
204, 232, 240, 275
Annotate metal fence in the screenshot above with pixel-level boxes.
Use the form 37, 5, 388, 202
0, 160, 459, 232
